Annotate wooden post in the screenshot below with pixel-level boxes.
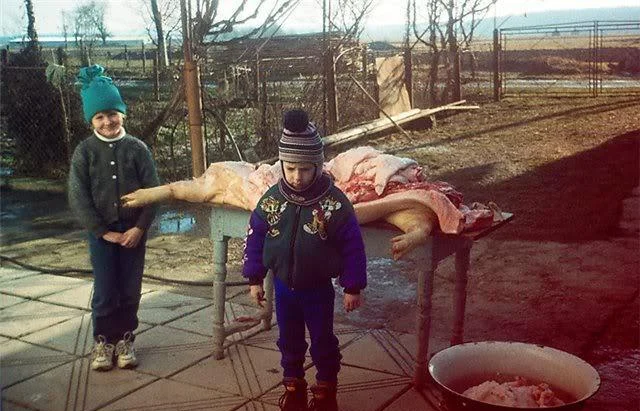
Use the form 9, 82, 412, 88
253, 54, 260, 103
181, 0, 206, 177
141, 41, 146, 74
124, 45, 130, 68
493, 28, 500, 102
153, 50, 160, 101
325, 51, 338, 133
404, 46, 413, 107
260, 70, 268, 139
361, 44, 368, 83
452, 47, 461, 102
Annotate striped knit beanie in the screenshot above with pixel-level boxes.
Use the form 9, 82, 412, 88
278, 109, 324, 166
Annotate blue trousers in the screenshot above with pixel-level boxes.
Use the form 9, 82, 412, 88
88, 222, 146, 344
275, 277, 341, 383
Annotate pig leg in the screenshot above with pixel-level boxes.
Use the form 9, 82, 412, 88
120, 185, 173, 208
386, 207, 437, 260
121, 172, 224, 208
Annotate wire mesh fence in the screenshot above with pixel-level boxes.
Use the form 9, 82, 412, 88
2, 22, 638, 183
499, 21, 640, 97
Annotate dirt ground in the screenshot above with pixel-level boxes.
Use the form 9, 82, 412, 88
1, 95, 638, 410
363, 95, 640, 411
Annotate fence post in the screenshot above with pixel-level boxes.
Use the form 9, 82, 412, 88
141, 41, 146, 74
124, 45, 130, 68
404, 46, 413, 107
325, 51, 338, 133
153, 50, 160, 101
493, 28, 500, 102
452, 47, 461, 102
253, 54, 260, 103
361, 44, 368, 83
260, 69, 268, 140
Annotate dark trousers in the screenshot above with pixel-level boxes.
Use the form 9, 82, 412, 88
275, 277, 341, 383
88, 222, 146, 344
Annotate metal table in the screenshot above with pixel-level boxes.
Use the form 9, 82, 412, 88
209, 205, 513, 387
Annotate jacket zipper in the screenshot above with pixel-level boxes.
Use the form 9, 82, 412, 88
287, 205, 301, 289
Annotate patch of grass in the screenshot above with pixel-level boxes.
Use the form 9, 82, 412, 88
2, 177, 66, 193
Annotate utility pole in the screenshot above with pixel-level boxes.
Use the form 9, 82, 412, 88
180, 0, 206, 177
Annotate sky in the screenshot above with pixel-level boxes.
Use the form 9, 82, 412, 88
0, 0, 637, 37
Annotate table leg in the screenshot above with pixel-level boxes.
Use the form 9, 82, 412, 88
212, 237, 228, 360
262, 271, 274, 330
451, 245, 471, 346
414, 247, 435, 388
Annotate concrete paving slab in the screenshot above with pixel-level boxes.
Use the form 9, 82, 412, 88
2, 399, 33, 410
234, 401, 280, 410
101, 378, 247, 410
20, 313, 93, 356
0, 293, 26, 309
258, 364, 411, 410
0, 267, 39, 283
132, 325, 213, 378
340, 329, 417, 376
0, 339, 75, 388
1, 273, 87, 299
39, 282, 93, 310
21, 314, 156, 356
2, 358, 157, 411
138, 290, 211, 325
166, 302, 273, 341
171, 343, 284, 398
0, 300, 85, 338
384, 385, 442, 411
334, 322, 371, 348
238, 325, 281, 351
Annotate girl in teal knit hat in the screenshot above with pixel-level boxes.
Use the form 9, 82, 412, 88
68, 65, 160, 371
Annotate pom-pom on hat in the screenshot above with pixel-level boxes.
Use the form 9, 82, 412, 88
278, 109, 324, 165
77, 65, 126, 123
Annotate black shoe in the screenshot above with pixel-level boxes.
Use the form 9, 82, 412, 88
279, 378, 308, 411
308, 383, 338, 411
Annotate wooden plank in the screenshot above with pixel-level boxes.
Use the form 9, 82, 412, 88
376, 56, 412, 117
323, 101, 474, 149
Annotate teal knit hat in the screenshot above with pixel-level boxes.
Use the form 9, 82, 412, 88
77, 65, 126, 123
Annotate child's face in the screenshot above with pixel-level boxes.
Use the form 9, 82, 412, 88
282, 161, 316, 191
91, 110, 123, 139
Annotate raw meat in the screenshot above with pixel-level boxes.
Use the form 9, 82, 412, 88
121, 146, 499, 260
462, 376, 566, 408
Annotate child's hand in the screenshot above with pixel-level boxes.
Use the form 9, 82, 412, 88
121, 227, 144, 248
343, 293, 362, 312
249, 285, 265, 307
102, 231, 123, 244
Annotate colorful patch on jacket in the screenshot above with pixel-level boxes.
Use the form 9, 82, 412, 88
260, 196, 288, 237
303, 196, 342, 240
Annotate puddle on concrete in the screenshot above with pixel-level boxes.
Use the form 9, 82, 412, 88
334, 257, 417, 328
156, 210, 196, 234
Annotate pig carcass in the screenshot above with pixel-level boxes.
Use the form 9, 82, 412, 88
121, 146, 498, 260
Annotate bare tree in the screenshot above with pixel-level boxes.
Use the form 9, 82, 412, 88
139, 0, 180, 71
140, 0, 298, 143
25, 0, 38, 44
73, 1, 110, 64
409, 0, 493, 104
61, 11, 71, 49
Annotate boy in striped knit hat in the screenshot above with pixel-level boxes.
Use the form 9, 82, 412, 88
243, 109, 367, 411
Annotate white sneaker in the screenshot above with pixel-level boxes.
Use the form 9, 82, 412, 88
115, 331, 138, 369
91, 336, 115, 371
